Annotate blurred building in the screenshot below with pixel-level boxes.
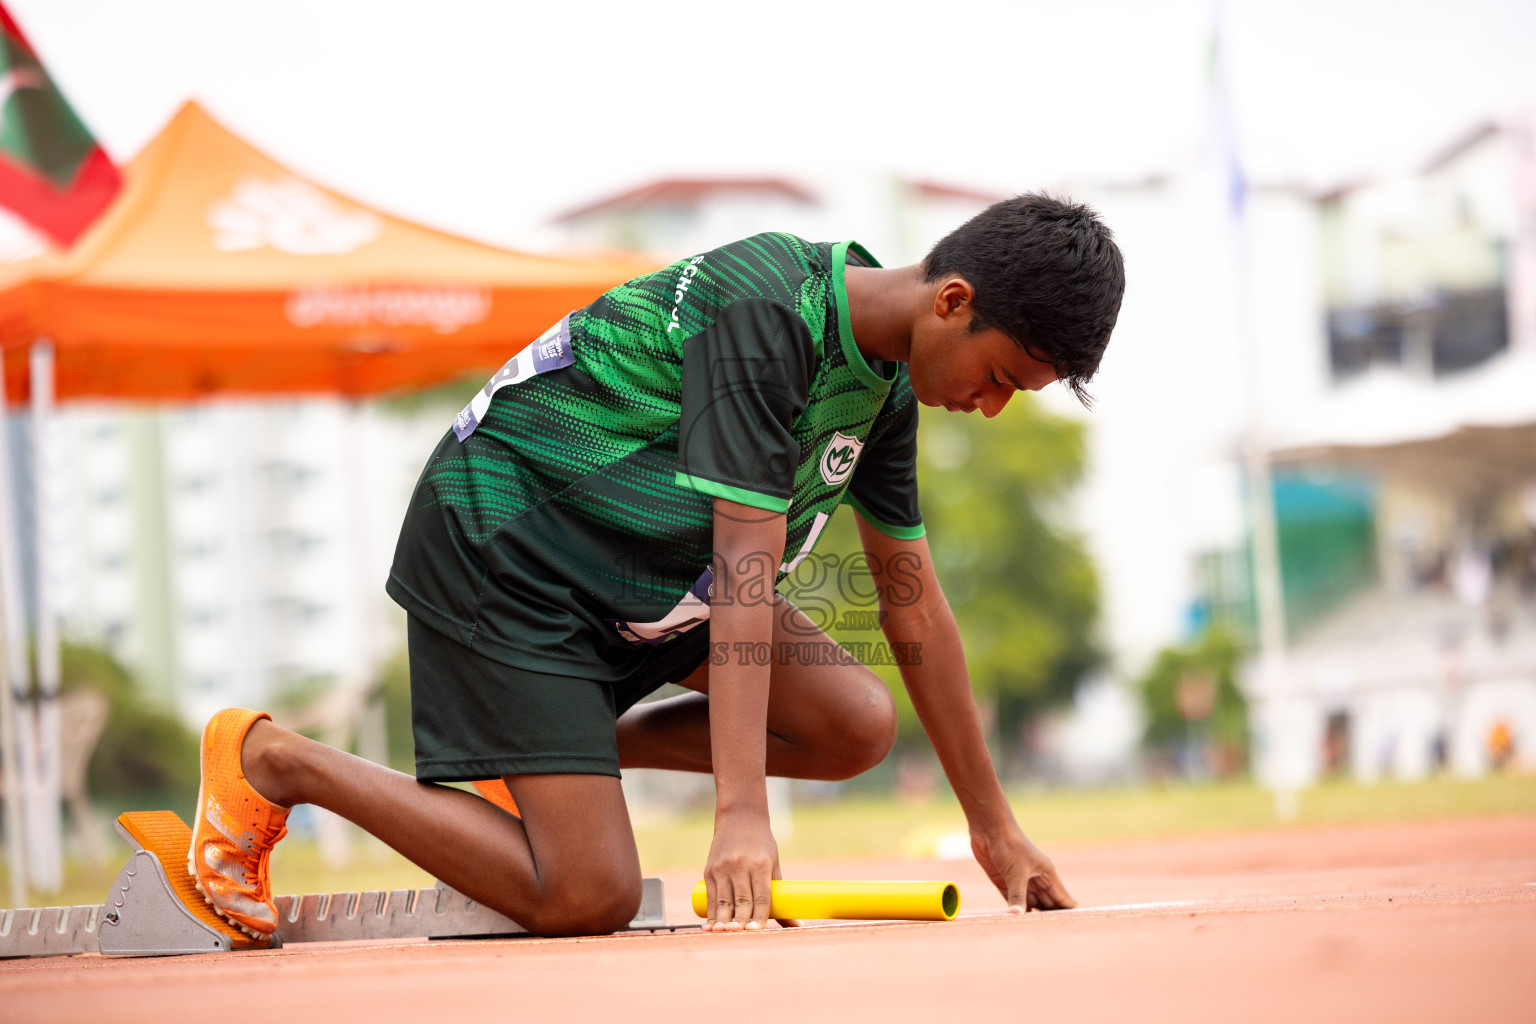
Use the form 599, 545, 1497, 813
548, 174, 1003, 266
1245, 118, 1536, 786
12, 399, 444, 727
1321, 123, 1519, 382
552, 178, 822, 259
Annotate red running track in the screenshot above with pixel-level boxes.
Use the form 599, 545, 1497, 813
3, 816, 1533, 1023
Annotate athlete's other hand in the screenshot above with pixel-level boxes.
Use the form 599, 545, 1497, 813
703, 806, 783, 931
971, 821, 1076, 912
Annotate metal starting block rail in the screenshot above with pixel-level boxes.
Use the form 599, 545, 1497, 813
1, 810, 670, 959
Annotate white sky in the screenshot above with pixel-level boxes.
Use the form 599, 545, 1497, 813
9, 0, 1536, 249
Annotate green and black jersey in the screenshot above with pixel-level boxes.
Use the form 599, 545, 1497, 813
387, 232, 923, 679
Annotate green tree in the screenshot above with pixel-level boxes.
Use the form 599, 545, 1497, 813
1138, 627, 1248, 777
793, 394, 1102, 768
912, 398, 1101, 748
376, 649, 416, 774
59, 643, 200, 813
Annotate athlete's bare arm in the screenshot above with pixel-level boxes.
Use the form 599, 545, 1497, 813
701, 496, 788, 930
854, 512, 1076, 911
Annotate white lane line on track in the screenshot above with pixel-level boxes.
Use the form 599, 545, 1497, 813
1071, 900, 1202, 912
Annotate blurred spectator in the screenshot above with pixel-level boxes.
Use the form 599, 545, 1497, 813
1486, 720, 1514, 771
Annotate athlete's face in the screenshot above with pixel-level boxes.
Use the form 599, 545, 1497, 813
908, 277, 1058, 417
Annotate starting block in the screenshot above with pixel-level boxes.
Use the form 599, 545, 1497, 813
0, 810, 670, 959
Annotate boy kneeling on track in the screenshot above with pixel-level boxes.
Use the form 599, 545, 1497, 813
190, 193, 1125, 939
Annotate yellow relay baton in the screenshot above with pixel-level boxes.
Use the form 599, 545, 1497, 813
692, 880, 960, 922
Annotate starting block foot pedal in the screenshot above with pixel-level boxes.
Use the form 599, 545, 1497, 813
101, 811, 273, 956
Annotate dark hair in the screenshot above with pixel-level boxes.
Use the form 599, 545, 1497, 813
924, 191, 1124, 406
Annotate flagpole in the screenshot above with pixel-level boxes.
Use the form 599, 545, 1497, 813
1212, 0, 1295, 811
0, 398, 28, 907
0, 4, 125, 900
28, 340, 61, 892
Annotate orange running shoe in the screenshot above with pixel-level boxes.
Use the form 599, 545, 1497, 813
188, 708, 291, 940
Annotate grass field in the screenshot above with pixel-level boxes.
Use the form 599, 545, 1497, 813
4, 772, 1533, 910
633, 772, 1536, 868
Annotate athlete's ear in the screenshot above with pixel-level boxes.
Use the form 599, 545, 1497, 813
932, 276, 976, 322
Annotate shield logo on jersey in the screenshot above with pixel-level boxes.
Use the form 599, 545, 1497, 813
819, 431, 864, 487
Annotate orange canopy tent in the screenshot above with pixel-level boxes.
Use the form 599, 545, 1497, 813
0, 102, 649, 898
0, 101, 649, 402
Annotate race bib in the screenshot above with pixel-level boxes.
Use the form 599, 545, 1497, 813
453, 314, 574, 441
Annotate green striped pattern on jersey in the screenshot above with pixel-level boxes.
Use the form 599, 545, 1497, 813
388, 233, 906, 671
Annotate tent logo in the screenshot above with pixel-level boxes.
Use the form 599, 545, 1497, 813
286, 287, 492, 334
208, 176, 381, 255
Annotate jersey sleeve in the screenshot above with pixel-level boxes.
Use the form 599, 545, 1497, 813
842, 369, 925, 539
676, 298, 815, 514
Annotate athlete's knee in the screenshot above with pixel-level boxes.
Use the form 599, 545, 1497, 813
826, 676, 897, 780
522, 866, 642, 937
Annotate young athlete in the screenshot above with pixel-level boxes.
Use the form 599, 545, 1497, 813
189, 193, 1125, 939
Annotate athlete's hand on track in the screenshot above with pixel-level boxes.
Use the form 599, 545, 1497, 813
971, 822, 1077, 912
702, 806, 796, 931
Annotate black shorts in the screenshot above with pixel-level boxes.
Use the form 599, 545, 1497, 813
406, 615, 712, 781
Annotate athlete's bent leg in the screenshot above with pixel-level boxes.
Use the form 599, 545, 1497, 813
241, 720, 641, 936
616, 596, 898, 780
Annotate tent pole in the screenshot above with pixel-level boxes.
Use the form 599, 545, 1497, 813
28, 341, 62, 892
0, 607, 23, 909
0, 398, 29, 908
